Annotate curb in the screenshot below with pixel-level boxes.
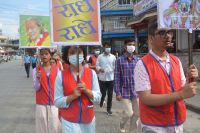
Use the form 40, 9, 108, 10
186, 103, 200, 114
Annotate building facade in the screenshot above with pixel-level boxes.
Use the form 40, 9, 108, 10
100, 0, 144, 54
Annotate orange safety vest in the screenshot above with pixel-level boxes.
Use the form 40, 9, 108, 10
91, 55, 97, 66
60, 67, 94, 124
62, 63, 69, 70
36, 65, 58, 105
57, 61, 62, 70
140, 53, 186, 126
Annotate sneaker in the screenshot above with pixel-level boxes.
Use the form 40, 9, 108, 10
103, 101, 106, 107
100, 100, 106, 108
120, 122, 126, 133
107, 111, 112, 116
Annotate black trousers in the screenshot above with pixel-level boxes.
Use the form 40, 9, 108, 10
32, 63, 36, 69
99, 80, 114, 112
24, 63, 30, 77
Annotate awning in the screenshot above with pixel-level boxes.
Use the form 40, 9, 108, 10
127, 8, 157, 28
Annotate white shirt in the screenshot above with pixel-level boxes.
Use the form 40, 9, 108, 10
134, 50, 186, 133
96, 53, 116, 81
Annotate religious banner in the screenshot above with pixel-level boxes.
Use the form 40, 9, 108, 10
158, 0, 200, 29
20, 15, 51, 48
50, 0, 101, 46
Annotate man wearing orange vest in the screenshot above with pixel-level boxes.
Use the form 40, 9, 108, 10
54, 46, 101, 133
88, 47, 100, 73
134, 21, 199, 133
32, 48, 60, 133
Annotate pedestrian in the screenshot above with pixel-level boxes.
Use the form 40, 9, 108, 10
96, 42, 116, 115
32, 48, 60, 133
50, 57, 57, 65
23, 52, 31, 78
88, 47, 100, 73
114, 39, 140, 133
54, 46, 101, 133
31, 53, 38, 69
134, 21, 199, 133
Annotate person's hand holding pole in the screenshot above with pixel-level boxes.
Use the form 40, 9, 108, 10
36, 61, 41, 80
188, 64, 199, 83
179, 82, 197, 99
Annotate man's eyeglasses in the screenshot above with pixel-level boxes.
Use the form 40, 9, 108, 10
155, 30, 173, 38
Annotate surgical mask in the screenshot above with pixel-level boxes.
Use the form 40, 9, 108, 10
105, 48, 111, 53
94, 50, 100, 55
127, 46, 135, 53
69, 54, 84, 66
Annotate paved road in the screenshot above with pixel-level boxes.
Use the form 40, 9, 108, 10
0, 60, 200, 133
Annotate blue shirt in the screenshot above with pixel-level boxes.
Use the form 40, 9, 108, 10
23, 55, 31, 63
31, 56, 38, 63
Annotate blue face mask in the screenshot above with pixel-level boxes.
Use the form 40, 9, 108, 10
105, 48, 111, 53
69, 54, 84, 66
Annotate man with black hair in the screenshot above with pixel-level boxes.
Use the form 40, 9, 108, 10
96, 42, 116, 115
88, 47, 100, 72
134, 21, 198, 133
114, 39, 140, 133
32, 48, 60, 133
23, 52, 31, 78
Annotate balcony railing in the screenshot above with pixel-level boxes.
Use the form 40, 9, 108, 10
102, 19, 133, 32
101, 0, 133, 10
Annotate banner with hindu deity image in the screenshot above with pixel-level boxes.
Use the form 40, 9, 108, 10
158, 0, 200, 29
50, 0, 102, 46
20, 15, 51, 48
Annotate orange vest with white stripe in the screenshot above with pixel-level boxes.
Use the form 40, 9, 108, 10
140, 53, 186, 126
60, 67, 94, 124
36, 65, 58, 105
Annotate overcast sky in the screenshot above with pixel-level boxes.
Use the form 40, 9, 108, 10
0, 0, 49, 38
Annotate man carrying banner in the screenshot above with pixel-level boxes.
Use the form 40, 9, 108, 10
134, 21, 199, 133
32, 48, 60, 133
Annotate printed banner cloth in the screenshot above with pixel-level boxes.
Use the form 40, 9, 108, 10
158, 0, 200, 29
20, 15, 51, 48
50, 0, 101, 46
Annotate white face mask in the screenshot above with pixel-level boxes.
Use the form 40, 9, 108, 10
105, 48, 111, 53
94, 50, 100, 55
127, 46, 135, 53
69, 54, 84, 66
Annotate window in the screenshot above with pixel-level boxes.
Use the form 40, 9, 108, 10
118, 0, 130, 5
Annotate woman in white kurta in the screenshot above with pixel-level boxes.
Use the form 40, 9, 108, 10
54, 46, 101, 133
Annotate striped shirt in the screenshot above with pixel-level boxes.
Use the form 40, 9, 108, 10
114, 53, 140, 99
